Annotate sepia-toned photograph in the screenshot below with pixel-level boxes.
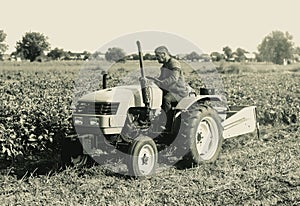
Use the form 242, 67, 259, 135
1, 0, 300, 205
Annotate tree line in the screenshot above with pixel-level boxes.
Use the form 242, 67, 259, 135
0, 30, 300, 65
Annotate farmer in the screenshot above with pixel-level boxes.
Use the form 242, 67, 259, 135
146, 46, 192, 131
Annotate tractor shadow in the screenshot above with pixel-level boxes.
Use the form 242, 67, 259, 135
0, 152, 198, 180
100, 158, 195, 180
0, 153, 62, 179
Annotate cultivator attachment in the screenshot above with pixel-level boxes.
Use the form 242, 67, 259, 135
222, 106, 258, 139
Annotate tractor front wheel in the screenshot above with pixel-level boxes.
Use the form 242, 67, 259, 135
61, 138, 90, 168
127, 136, 158, 177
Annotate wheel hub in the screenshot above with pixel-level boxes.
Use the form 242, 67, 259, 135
137, 145, 155, 175
71, 155, 88, 167
196, 117, 219, 160
141, 154, 149, 165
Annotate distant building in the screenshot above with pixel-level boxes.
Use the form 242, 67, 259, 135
176, 54, 187, 60
244, 53, 256, 62
1, 54, 10, 61
228, 54, 238, 62
9, 55, 22, 62
199, 53, 211, 62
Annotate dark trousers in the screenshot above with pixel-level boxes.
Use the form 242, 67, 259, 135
162, 92, 178, 130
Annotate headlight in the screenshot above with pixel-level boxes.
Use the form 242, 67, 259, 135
74, 116, 83, 125
89, 117, 100, 126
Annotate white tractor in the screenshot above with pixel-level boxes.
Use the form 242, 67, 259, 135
62, 41, 258, 177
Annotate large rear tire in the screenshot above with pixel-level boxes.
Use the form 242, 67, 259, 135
181, 105, 223, 165
127, 136, 158, 177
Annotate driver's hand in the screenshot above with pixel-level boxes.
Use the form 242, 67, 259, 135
146, 76, 161, 83
145, 76, 154, 80
139, 77, 146, 82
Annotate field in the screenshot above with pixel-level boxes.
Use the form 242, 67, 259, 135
1, 60, 300, 205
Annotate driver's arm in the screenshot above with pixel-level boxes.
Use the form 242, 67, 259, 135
158, 67, 181, 87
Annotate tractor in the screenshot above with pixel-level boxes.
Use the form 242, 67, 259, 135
61, 41, 258, 177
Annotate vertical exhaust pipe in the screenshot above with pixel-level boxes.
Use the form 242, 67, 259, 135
102, 72, 107, 89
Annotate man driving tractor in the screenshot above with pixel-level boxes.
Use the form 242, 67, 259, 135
147, 46, 192, 131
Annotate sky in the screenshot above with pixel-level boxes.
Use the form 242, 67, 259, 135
1, 0, 300, 55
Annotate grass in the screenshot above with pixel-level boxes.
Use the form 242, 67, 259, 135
1, 125, 299, 205
214, 61, 300, 74
2, 60, 299, 73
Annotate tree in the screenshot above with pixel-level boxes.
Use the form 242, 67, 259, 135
105, 47, 126, 62
295, 46, 300, 55
47, 47, 65, 60
82, 51, 91, 60
236, 48, 248, 62
131, 54, 139, 60
16, 32, 50, 62
89, 51, 104, 60
144, 53, 156, 60
222, 46, 233, 61
294, 46, 300, 62
0, 30, 8, 60
258, 31, 294, 65
186, 51, 201, 61
210, 52, 224, 62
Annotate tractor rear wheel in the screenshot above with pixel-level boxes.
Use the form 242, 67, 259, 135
127, 136, 158, 177
181, 105, 223, 165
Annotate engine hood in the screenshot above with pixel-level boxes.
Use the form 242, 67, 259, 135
79, 85, 141, 104
74, 84, 163, 134
78, 84, 162, 109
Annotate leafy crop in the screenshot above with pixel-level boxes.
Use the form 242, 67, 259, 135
222, 72, 300, 125
0, 64, 78, 160
0, 61, 299, 161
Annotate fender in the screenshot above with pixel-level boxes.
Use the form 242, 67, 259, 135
176, 95, 224, 110
175, 95, 227, 121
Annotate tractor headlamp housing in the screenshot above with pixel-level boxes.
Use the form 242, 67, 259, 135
89, 117, 100, 126
74, 116, 83, 125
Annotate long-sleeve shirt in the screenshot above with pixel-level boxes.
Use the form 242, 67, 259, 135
157, 58, 190, 100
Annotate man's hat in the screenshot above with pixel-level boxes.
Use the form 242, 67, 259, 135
155, 46, 170, 55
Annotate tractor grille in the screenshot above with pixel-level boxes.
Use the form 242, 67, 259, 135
75, 102, 119, 115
